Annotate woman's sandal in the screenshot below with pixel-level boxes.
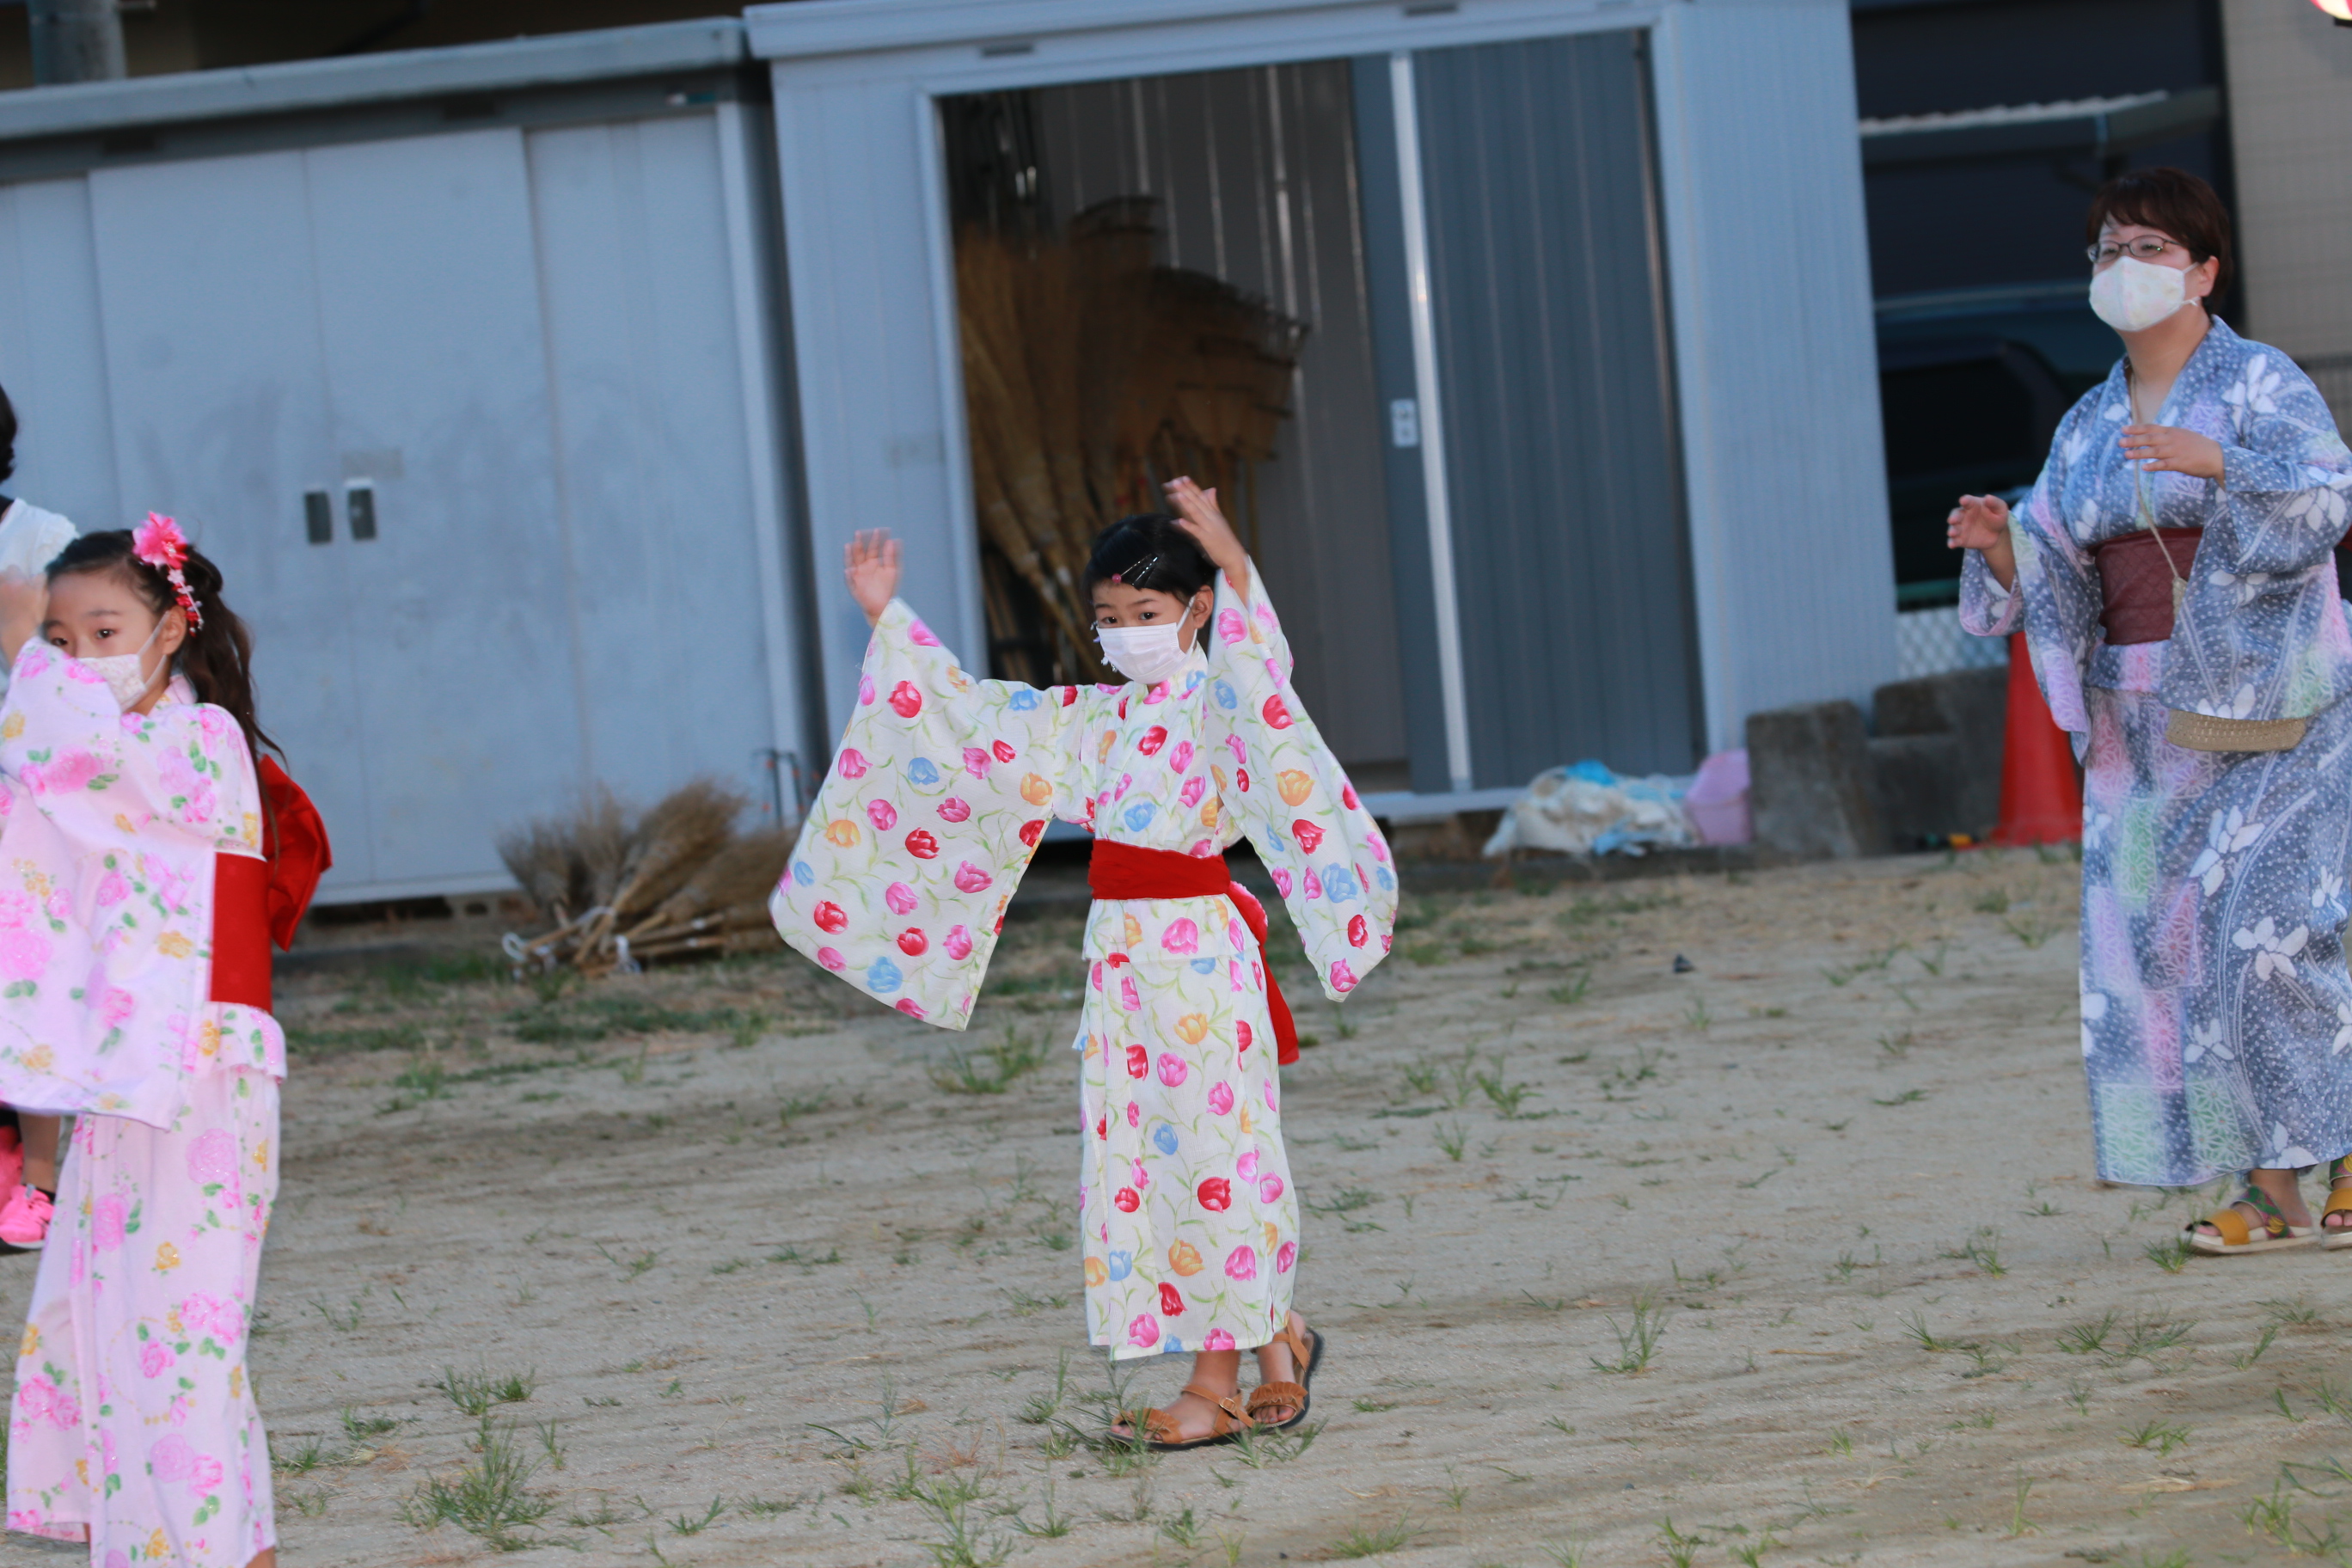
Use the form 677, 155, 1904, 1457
2185, 1182, 2316, 1256
1118, 1384, 1257, 1453
2323, 1157, 2352, 1252
1245, 1319, 1326, 1431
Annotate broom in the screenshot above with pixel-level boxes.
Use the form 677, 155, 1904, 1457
574, 779, 748, 966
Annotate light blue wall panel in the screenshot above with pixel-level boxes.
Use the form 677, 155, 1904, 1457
1415, 28, 1701, 785
1653, 0, 1896, 749
526, 114, 787, 816
85, 150, 378, 885
0, 177, 119, 529
773, 70, 982, 739
303, 129, 588, 889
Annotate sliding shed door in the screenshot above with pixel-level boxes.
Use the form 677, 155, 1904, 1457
1415, 29, 1700, 786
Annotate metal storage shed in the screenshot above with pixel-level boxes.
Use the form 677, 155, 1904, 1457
0, 19, 810, 903
749, 0, 1896, 812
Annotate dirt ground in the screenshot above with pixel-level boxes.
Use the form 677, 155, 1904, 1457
11, 846, 2349, 1568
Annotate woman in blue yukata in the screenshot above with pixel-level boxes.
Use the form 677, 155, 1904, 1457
1948, 168, 2352, 1255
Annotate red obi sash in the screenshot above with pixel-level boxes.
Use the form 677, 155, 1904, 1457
2090, 528, 2201, 646
1087, 838, 1300, 1067
208, 756, 333, 1012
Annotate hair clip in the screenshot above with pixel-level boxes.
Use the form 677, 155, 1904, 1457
132, 512, 203, 631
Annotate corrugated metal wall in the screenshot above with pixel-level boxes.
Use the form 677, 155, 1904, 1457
1412, 29, 1700, 785
0, 112, 791, 898
1033, 62, 1406, 775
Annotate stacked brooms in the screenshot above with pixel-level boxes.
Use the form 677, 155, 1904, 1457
498, 779, 787, 978
958, 197, 1308, 684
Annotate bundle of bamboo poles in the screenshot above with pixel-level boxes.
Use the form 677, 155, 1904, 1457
497, 780, 786, 978
958, 197, 1308, 684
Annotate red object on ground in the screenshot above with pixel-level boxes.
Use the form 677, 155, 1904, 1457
1990, 630, 2083, 845
1087, 838, 1301, 1065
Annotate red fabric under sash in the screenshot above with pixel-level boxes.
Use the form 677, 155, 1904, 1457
208, 756, 334, 1011
2090, 527, 2202, 646
1087, 838, 1301, 1067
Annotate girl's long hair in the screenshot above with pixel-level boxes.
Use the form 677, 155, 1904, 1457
46, 530, 277, 761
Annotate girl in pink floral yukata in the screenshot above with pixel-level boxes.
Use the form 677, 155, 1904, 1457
774, 479, 1396, 1450
0, 519, 330, 1568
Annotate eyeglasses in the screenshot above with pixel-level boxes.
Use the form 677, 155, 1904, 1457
2087, 236, 2182, 264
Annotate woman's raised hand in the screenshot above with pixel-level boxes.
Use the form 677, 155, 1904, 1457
844, 529, 902, 627
1163, 476, 1251, 597
1946, 493, 2018, 591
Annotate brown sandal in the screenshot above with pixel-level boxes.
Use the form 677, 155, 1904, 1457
1245, 1319, 1325, 1430
1118, 1382, 1256, 1452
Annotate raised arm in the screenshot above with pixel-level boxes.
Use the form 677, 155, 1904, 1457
1200, 564, 1396, 1001
773, 532, 1106, 1028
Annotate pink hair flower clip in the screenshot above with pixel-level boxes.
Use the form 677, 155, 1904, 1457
132, 511, 202, 631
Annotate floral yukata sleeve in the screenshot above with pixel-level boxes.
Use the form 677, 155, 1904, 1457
1201, 567, 1399, 997
2159, 345, 2352, 723
1959, 405, 2102, 740
0, 647, 260, 1129
771, 599, 1104, 1026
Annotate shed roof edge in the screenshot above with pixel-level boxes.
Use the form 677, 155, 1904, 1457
0, 17, 746, 144
744, 0, 1386, 60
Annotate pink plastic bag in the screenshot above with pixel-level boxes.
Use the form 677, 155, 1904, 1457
1686, 750, 1751, 846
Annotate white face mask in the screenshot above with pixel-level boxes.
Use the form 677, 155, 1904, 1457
81, 619, 167, 710
1094, 622, 1193, 687
2090, 254, 2194, 334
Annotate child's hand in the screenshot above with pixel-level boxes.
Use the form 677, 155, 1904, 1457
844, 530, 902, 626
0, 571, 45, 667
1163, 477, 1250, 597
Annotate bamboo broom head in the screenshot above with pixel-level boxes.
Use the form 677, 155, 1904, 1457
629, 829, 792, 934
612, 778, 746, 919
496, 820, 580, 917
573, 785, 634, 911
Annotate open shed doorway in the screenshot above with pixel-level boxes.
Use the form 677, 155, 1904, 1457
939, 62, 1410, 788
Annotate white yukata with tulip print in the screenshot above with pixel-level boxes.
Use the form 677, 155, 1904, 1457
775, 565, 1396, 1357
0, 644, 283, 1568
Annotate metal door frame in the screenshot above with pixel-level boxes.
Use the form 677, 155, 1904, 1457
755, 0, 1680, 816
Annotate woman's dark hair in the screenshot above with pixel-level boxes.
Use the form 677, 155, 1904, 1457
0, 383, 17, 486
1082, 512, 1215, 602
46, 530, 275, 759
2086, 166, 2233, 303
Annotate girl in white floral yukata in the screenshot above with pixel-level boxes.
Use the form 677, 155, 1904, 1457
0, 519, 330, 1568
773, 479, 1395, 1449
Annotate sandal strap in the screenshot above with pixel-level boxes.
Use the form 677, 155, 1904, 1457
1119, 1406, 1186, 1445
2239, 1184, 2296, 1238
1246, 1380, 1307, 1418
2191, 1206, 2253, 1246
1179, 1383, 1253, 1432
2323, 1184, 2352, 1219
2331, 1155, 2352, 1188
1266, 1319, 1312, 1375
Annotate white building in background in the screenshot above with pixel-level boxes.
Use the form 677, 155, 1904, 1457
0, 0, 1898, 903
2224, 0, 2352, 431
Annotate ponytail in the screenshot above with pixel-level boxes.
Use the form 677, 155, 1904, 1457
46, 530, 277, 762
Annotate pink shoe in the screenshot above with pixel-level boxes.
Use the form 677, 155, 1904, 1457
0, 1183, 52, 1248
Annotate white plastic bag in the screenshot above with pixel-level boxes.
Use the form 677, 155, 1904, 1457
1482, 760, 1697, 859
